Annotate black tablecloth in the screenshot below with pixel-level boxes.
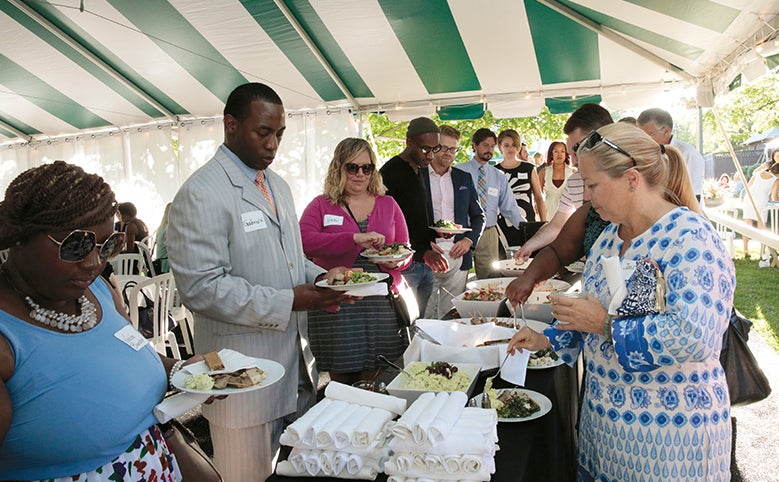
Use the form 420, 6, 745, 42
267, 363, 579, 482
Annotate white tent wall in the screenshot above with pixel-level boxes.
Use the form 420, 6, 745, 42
0, 109, 358, 231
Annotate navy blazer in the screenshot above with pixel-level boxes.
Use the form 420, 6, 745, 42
422, 167, 485, 271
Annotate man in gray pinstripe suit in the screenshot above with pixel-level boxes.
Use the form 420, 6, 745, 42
168, 83, 351, 482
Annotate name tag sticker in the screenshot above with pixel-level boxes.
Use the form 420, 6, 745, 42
488, 187, 499, 197
115, 325, 148, 351
324, 215, 344, 226
518, 173, 529, 180
242, 210, 268, 232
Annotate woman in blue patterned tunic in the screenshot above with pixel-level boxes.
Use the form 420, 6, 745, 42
508, 123, 735, 482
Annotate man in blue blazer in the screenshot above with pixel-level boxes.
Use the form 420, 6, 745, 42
422, 125, 485, 318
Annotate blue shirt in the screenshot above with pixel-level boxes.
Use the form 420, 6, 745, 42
0, 278, 167, 480
455, 159, 524, 228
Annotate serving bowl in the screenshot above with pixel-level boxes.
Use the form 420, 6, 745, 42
450, 278, 516, 318
385, 361, 481, 405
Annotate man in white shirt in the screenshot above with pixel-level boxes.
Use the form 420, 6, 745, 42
423, 125, 484, 317
456, 128, 524, 278
637, 108, 705, 200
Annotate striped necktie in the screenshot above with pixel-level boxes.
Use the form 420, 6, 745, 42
255, 170, 277, 216
477, 165, 487, 209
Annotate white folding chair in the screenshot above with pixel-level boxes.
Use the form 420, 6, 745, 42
127, 273, 180, 359
140, 234, 155, 257
135, 241, 157, 277
110, 253, 147, 276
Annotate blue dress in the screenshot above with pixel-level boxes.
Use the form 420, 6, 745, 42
546, 207, 736, 481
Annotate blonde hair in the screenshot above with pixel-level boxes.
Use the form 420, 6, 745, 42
578, 123, 701, 214
323, 138, 386, 204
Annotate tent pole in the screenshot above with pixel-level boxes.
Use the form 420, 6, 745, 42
10, 0, 177, 120
272, 0, 360, 111
537, 0, 693, 82
0, 119, 32, 141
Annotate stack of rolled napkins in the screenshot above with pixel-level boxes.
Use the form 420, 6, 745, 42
384, 391, 498, 482
277, 381, 407, 479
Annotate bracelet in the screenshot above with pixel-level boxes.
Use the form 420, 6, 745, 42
169, 359, 186, 389
604, 314, 614, 341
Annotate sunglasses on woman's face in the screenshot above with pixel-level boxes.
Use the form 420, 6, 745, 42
345, 163, 375, 175
47, 230, 126, 262
576, 130, 638, 167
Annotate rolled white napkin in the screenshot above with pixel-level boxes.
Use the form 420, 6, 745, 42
413, 391, 450, 444
319, 451, 334, 476
395, 453, 413, 472
332, 451, 348, 476
276, 460, 380, 480
424, 454, 443, 472
461, 454, 482, 473
412, 452, 426, 469
346, 453, 363, 475
392, 392, 435, 440
303, 400, 348, 445
443, 455, 461, 474
353, 407, 393, 447
325, 381, 407, 415
283, 398, 333, 445
333, 405, 372, 448
289, 450, 306, 473
603, 256, 628, 314
428, 391, 467, 444
316, 403, 359, 448
384, 455, 494, 481
346, 282, 388, 297
386, 476, 405, 482
153, 392, 209, 423
304, 449, 322, 476
389, 434, 497, 457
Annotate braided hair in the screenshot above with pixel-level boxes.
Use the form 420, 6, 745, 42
0, 161, 117, 249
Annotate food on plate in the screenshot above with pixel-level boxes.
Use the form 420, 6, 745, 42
183, 373, 215, 391
533, 280, 565, 293
203, 351, 225, 371
485, 389, 541, 418
362, 243, 412, 257
469, 316, 499, 325
402, 361, 471, 391
529, 347, 560, 367
183, 367, 267, 390
462, 285, 505, 301
432, 219, 461, 229
327, 270, 378, 286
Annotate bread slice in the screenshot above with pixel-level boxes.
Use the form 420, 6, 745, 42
203, 351, 225, 371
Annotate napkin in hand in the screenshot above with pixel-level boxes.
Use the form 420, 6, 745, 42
154, 392, 209, 423
500, 349, 530, 386
182, 348, 257, 375
602, 256, 628, 315
346, 282, 388, 297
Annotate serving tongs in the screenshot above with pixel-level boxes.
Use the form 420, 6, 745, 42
482, 351, 511, 408
410, 323, 442, 345
377, 355, 416, 380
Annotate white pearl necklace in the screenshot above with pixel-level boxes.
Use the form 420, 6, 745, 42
25, 295, 98, 333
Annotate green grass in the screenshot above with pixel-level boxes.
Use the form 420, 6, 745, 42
733, 257, 779, 352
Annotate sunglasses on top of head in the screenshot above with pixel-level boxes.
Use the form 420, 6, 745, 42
345, 163, 375, 175
574, 130, 638, 167
47, 230, 126, 262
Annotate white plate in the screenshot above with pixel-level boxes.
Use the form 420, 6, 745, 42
494, 258, 532, 276
464, 317, 550, 333
172, 358, 285, 395
566, 261, 585, 273
473, 388, 552, 422
315, 272, 389, 291
528, 352, 565, 370
430, 226, 472, 234
360, 251, 414, 262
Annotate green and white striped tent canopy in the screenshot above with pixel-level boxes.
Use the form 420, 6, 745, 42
2, 0, 779, 142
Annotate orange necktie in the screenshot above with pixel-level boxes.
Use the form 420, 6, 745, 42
254, 170, 277, 216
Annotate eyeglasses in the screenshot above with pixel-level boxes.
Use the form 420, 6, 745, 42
47, 230, 126, 262
575, 130, 638, 167
438, 146, 459, 154
345, 163, 375, 175
414, 141, 442, 155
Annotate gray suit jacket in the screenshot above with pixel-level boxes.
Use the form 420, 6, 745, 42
168, 147, 324, 428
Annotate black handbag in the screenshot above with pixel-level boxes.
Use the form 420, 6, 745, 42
161, 419, 223, 482
122, 280, 176, 339
720, 309, 772, 407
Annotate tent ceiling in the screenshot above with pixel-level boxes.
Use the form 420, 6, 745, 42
1, 0, 778, 142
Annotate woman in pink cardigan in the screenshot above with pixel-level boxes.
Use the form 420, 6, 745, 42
300, 138, 411, 385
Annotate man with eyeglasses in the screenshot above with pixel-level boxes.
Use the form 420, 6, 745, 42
637, 108, 705, 200
422, 125, 485, 318
380, 117, 450, 316
455, 128, 524, 279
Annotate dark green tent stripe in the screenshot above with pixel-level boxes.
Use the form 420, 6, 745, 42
0, 112, 41, 136
545, 95, 602, 115
108, 0, 246, 104
624, 0, 738, 33
378, 0, 479, 94
438, 103, 485, 121
0, 54, 107, 129
558, 0, 703, 61
0, 126, 17, 138
284, 0, 372, 98
765, 54, 779, 71
241, 0, 343, 102
526, 0, 600, 85
14, 1, 186, 116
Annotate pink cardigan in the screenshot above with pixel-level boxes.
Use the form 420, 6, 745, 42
299, 194, 411, 290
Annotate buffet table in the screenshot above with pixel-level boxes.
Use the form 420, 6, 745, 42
268, 360, 579, 482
